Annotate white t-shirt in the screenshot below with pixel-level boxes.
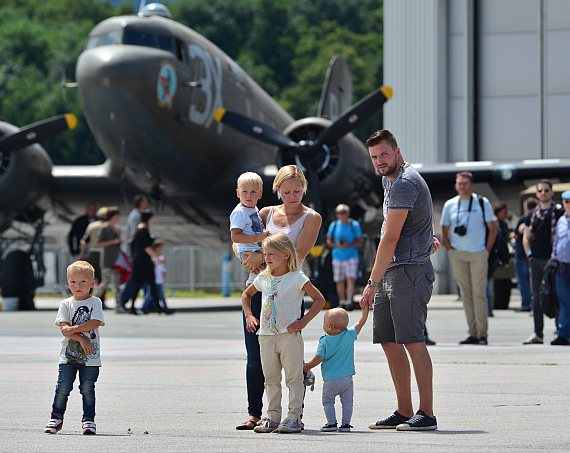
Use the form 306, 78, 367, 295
253, 270, 309, 335
55, 296, 105, 366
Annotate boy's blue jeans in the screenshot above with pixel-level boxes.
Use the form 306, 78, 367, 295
50, 363, 100, 421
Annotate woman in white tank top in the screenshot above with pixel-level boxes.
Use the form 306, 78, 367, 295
236, 165, 322, 430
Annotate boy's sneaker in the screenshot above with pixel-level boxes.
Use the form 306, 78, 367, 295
276, 418, 302, 433
253, 419, 279, 433
82, 421, 97, 435
44, 418, 63, 434
320, 422, 338, 432
338, 424, 353, 432
396, 410, 437, 431
368, 410, 410, 429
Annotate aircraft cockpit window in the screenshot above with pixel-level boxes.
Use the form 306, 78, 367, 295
123, 29, 176, 55
86, 30, 123, 49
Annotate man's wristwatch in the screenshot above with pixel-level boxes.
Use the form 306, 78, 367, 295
367, 279, 381, 287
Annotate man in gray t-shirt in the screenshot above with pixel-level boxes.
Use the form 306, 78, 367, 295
360, 129, 437, 432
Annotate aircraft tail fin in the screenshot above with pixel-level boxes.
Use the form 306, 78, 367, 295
317, 55, 353, 120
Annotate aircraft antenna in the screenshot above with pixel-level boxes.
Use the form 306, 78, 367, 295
137, 0, 146, 16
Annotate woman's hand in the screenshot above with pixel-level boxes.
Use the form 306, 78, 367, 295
287, 318, 307, 334
241, 251, 265, 273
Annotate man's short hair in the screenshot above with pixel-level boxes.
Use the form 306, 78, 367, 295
536, 179, 552, 190
494, 202, 507, 216
455, 171, 474, 182
365, 129, 398, 149
133, 194, 148, 208
524, 197, 538, 211
67, 260, 95, 278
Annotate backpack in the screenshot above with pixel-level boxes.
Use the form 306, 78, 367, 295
479, 196, 510, 267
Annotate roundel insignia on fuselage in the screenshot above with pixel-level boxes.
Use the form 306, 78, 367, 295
157, 62, 177, 109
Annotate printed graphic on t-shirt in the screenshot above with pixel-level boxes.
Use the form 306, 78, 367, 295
65, 304, 99, 364
261, 277, 279, 334
250, 212, 264, 234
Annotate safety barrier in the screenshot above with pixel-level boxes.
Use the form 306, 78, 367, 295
37, 244, 249, 295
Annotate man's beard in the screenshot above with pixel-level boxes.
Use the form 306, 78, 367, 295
377, 160, 399, 177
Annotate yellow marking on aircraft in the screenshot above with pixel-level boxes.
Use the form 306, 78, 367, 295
380, 86, 393, 100
213, 107, 226, 123
64, 113, 78, 130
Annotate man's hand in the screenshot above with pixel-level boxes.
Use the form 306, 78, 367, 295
432, 236, 441, 254
359, 284, 378, 310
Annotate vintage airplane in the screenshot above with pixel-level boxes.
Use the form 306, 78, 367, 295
2, 3, 570, 308
0, 3, 391, 308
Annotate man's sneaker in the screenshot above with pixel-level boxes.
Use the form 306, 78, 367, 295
523, 334, 543, 345
320, 422, 338, 432
368, 410, 410, 429
551, 336, 570, 346
396, 410, 437, 431
82, 420, 96, 435
44, 418, 63, 434
459, 336, 478, 345
253, 419, 279, 433
276, 418, 302, 433
478, 336, 488, 345
338, 424, 353, 432
425, 337, 436, 346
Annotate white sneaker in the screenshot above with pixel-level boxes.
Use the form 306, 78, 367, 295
82, 420, 96, 435
44, 418, 62, 434
523, 334, 543, 345
276, 418, 302, 433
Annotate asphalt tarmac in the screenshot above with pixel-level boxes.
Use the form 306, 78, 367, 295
1, 294, 569, 452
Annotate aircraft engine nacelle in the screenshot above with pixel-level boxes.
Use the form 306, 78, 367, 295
0, 121, 53, 229
280, 117, 380, 210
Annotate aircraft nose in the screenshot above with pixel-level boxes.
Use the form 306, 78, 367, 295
76, 46, 172, 89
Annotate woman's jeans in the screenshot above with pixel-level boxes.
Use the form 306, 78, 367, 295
243, 292, 264, 419
50, 363, 100, 421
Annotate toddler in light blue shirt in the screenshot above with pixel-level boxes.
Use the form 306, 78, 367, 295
304, 306, 368, 432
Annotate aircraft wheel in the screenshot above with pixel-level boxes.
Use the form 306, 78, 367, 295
1, 250, 35, 310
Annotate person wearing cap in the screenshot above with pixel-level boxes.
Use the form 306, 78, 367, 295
522, 180, 565, 344
550, 190, 570, 345
326, 204, 363, 309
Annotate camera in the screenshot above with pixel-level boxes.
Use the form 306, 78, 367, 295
454, 225, 467, 236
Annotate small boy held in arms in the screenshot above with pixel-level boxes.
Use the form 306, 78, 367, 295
44, 261, 105, 435
230, 172, 270, 282
303, 306, 368, 432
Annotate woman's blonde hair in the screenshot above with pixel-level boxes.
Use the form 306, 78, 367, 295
272, 165, 307, 199
260, 233, 299, 275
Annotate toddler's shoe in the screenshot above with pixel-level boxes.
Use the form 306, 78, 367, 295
82, 420, 97, 435
44, 418, 63, 434
303, 370, 315, 391
320, 422, 338, 432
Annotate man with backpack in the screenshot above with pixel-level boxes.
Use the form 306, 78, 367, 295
440, 172, 497, 345
326, 204, 363, 310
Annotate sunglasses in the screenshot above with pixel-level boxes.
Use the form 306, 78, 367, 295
537, 188, 551, 193
564, 199, 570, 203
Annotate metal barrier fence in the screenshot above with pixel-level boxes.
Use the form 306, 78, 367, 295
38, 244, 249, 295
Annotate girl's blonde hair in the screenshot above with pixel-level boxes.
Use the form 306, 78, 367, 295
260, 233, 299, 275
272, 165, 307, 199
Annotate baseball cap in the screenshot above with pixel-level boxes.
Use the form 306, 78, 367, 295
561, 190, 570, 200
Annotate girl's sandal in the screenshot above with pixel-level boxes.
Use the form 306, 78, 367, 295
235, 416, 261, 430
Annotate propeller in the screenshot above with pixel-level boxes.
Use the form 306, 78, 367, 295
0, 114, 78, 152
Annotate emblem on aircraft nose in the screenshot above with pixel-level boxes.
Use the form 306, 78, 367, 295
157, 62, 177, 108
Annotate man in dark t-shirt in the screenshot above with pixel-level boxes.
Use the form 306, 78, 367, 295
513, 198, 537, 312
522, 180, 564, 344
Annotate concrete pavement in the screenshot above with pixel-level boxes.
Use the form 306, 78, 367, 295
0, 294, 569, 452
